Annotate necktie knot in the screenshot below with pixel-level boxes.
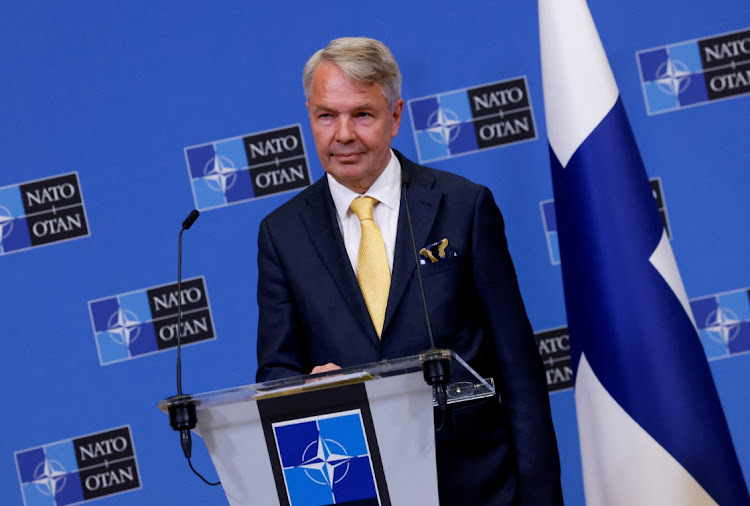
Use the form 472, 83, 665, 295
350, 196, 376, 222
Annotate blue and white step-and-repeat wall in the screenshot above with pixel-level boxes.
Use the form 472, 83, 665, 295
2, 1, 748, 504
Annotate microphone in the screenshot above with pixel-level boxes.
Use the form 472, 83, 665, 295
176, 209, 200, 398
401, 171, 451, 427
169, 209, 200, 459
166, 210, 220, 486
182, 209, 200, 230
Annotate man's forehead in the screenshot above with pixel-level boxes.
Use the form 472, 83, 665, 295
309, 63, 387, 109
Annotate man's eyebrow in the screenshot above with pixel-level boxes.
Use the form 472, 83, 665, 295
311, 102, 377, 111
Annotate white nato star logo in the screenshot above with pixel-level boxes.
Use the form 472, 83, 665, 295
704, 307, 742, 345
299, 435, 354, 487
106, 308, 142, 346
654, 58, 691, 96
32, 458, 67, 496
0, 205, 14, 239
425, 107, 462, 145
203, 155, 238, 193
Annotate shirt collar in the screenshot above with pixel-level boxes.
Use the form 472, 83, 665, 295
328, 150, 402, 221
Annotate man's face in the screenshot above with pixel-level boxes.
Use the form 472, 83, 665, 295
307, 61, 403, 194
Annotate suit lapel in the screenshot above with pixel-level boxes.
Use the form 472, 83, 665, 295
383, 157, 442, 334
300, 178, 380, 344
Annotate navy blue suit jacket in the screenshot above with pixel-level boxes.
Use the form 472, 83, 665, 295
256, 151, 563, 505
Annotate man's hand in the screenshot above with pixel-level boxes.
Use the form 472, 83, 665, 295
310, 363, 341, 374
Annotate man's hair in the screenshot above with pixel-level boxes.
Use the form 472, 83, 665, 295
303, 37, 402, 111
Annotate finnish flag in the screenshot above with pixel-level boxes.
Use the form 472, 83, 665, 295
538, 0, 749, 504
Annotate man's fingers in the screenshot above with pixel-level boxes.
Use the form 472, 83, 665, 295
310, 363, 341, 374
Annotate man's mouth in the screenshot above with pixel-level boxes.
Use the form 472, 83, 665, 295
333, 152, 362, 162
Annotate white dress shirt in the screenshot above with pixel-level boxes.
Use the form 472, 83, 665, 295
327, 150, 402, 274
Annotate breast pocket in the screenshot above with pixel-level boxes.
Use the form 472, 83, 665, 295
419, 256, 463, 279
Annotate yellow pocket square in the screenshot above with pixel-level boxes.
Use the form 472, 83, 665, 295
419, 238, 452, 264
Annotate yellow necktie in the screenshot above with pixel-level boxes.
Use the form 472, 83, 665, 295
350, 197, 391, 338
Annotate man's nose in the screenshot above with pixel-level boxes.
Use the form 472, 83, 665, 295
335, 117, 356, 142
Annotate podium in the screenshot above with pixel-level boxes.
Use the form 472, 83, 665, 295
158, 349, 495, 506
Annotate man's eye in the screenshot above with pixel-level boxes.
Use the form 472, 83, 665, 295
356, 112, 371, 118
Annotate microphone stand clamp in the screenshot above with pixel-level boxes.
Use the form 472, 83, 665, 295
167, 394, 197, 459
421, 350, 452, 430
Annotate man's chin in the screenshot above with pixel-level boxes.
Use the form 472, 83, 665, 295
325, 167, 370, 191
326, 161, 364, 177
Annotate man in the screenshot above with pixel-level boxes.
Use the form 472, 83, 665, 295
256, 37, 563, 505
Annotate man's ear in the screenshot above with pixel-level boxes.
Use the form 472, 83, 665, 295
391, 98, 404, 137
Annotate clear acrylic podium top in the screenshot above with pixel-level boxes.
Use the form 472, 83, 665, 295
158, 348, 496, 412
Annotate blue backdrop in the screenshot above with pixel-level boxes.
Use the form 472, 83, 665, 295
2, 1, 748, 504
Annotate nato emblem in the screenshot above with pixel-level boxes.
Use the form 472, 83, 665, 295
541, 178, 671, 265
0, 172, 89, 255
185, 124, 312, 210
272, 410, 383, 505
88, 277, 215, 365
534, 326, 573, 392
690, 287, 750, 360
637, 27, 750, 114
258, 383, 390, 505
408, 77, 537, 163
15, 426, 141, 505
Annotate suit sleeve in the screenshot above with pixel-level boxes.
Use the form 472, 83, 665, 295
256, 217, 310, 382
471, 187, 564, 505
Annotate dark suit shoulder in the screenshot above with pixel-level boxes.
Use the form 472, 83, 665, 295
261, 175, 328, 226
395, 150, 484, 193
430, 166, 485, 194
